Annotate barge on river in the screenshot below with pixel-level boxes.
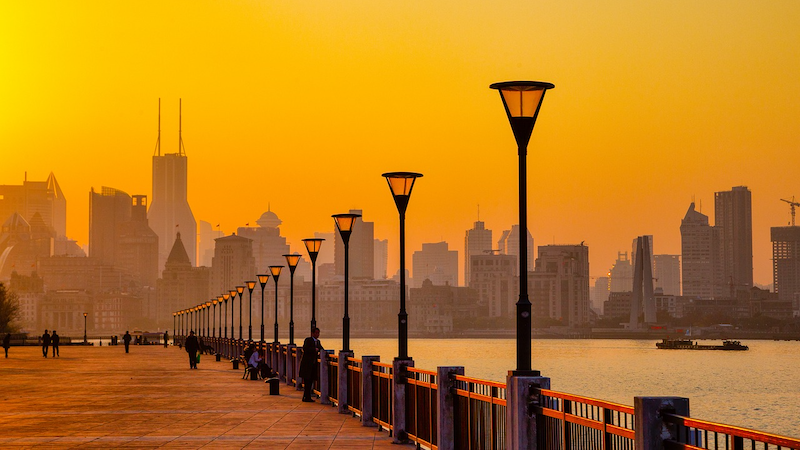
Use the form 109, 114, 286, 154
656, 339, 749, 350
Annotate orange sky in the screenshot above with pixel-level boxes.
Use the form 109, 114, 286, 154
2, 0, 799, 285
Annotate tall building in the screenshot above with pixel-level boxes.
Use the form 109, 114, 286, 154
89, 187, 132, 266
0, 212, 53, 279
412, 241, 458, 288
609, 252, 633, 293
771, 226, 800, 304
334, 210, 374, 280
470, 253, 516, 318
156, 232, 210, 329
374, 239, 388, 280
237, 208, 291, 274
0, 172, 66, 238
630, 236, 656, 327
631, 235, 654, 276
715, 186, 753, 289
497, 225, 534, 272
210, 233, 256, 306
117, 195, 159, 287
591, 276, 609, 312
654, 254, 681, 296
532, 244, 590, 326
680, 202, 723, 298
149, 105, 197, 272
465, 220, 492, 287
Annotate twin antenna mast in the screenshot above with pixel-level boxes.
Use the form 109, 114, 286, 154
153, 98, 186, 157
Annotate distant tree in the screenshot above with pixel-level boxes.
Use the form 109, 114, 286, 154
0, 283, 20, 333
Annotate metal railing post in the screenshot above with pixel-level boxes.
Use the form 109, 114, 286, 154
392, 358, 415, 444
506, 374, 550, 450
437, 366, 464, 450
285, 343, 296, 385
338, 350, 354, 414
320, 349, 333, 405
634, 396, 690, 450
361, 356, 380, 427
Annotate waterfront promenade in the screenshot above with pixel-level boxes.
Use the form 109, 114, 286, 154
0, 344, 401, 449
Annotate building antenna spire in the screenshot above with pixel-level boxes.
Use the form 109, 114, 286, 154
153, 98, 161, 156
178, 99, 186, 156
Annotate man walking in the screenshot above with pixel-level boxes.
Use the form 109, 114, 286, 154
41, 330, 51, 358
122, 331, 132, 353
184, 331, 199, 369
299, 327, 323, 402
51, 330, 60, 357
163, 330, 169, 348
3, 333, 10, 358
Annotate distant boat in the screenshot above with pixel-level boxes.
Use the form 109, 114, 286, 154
656, 339, 749, 351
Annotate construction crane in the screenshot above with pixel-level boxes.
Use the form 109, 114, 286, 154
781, 196, 800, 226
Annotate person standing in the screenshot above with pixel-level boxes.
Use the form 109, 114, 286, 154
41, 330, 51, 358
3, 333, 10, 358
122, 331, 132, 353
184, 331, 199, 369
163, 330, 169, 348
299, 327, 323, 402
51, 330, 60, 357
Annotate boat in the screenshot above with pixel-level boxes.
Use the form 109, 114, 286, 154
656, 339, 749, 351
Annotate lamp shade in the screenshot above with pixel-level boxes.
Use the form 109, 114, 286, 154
333, 213, 361, 234
258, 274, 270, 286
382, 172, 422, 214
302, 238, 324, 262
269, 265, 283, 280
490, 81, 554, 149
223, 294, 230, 301
229, 289, 237, 298
246, 280, 257, 291
283, 253, 301, 270
205, 301, 212, 307
213, 300, 218, 306
236, 286, 244, 295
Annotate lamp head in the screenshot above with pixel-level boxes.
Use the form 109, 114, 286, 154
269, 265, 283, 282
236, 286, 244, 295
258, 274, 269, 287
229, 289, 237, 298
332, 213, 361, 243
382, 172, 423, 215
223, 293, 230, 302
246, 280, 256, 292
302, 238, 325, 263
489, 81, 554, 150
283, 253, 301, 274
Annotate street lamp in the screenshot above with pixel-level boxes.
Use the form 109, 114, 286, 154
219, 295, 225, 338
224, 293, 232, 339
83, 312, 88, 344
302, 238, 324, 333
205, 301, 212, 337
212, 300, 218, 338
257, 274, 269, 343
283, 253, 301, 345
490, 80, 554, 376
333, 213, 361, 353
246, 281, 256, 341
382, 172, 422, 361
269, 266, 283, 343
173, 312, 177, 343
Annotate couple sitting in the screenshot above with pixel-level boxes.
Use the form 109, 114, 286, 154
244, 344, 277, 380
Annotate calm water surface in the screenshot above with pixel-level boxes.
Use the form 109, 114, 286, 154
335, 338, 800, 439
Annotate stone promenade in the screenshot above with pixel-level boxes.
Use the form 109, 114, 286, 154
0, 343, 403, 449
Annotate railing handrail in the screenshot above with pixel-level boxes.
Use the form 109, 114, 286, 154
407, 367, 436, 376
372, 361, 393, 369
536, 387, 635, 415
454, 374, 507, 389
663, 412, 800, 448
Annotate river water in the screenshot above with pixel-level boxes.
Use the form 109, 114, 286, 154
333, 337, 800, 439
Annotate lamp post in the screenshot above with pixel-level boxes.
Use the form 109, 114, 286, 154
333, 213, 360, 353
302, 238, 324, 334
269, 266, 283, 343
212, 300, 218, 338
383, 172, 422, 361
219, 295, 226, 338
283, 253, 301, 345
173, 312, 177, 343
490, 80, 554, 376
246, 281, 256, 341
83, 312, 88, 344
234, 287, 244, 340
257, 274, 269, 343
224, 293, 232, 339
205, 301, 212, 337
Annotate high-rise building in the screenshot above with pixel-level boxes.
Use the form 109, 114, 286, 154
497, 225, 534, 272
470, 253, 516, 318
412, 241, 458, 288
609, 252, 633, 293
210, 233, 256, 307
237, 208, 291, 274
149, 105, 197, 272
654, 254, 681, 296
89, 187, 132, 266
771, 226, 800, 303
715, 186, 753, 289
591, 276, 609, 312
680, 202, 724, 298
374, 239, 388, 280
117, 196, 159, 287
532, 244, 590, 326
156, 232, 210, 329
465, 220, 492, 287
334, 210, 374, 280
0, 172, 66, 238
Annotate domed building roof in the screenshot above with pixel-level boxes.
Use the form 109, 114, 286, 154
257, 207, 282, 229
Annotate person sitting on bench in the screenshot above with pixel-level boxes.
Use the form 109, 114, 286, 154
248, 346, 277, 380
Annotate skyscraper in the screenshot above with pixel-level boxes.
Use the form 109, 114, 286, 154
412, 241, 458, 288
654, 254, 681, 296
715, 186, 753, 289
532, 244, 591, 326
771, 226, 800, 304
0, 172, 66, 237
117, 195, 159, 287
89, 187, 132, 266
609, 252, 633, 293
464, 220, 492, 287
237, 208, 290, 274
681, 202, 723, 298
497, 225, 533, 272
148, 101, 197, 272
374, 238, 388, 280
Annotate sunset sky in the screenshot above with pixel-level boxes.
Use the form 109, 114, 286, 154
2, 1, 799, 285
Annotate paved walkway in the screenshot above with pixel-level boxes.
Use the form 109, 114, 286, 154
0, 344, 403, 449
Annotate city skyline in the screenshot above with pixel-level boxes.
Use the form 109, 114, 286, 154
3, 1, 799, 285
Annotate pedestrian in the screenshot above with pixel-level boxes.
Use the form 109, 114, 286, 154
299, 327, 323, 402
51, 330, 60, 357
123, 331, 132, 353
3, 333, 10, 358
184, 330, 199, 369
41, 330, 51, 358
163, 330, 169, 348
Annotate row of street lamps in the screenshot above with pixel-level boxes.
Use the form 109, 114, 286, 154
171, 80, 552, 374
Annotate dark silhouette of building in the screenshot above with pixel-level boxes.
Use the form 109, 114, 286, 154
771, 226, 800, 307
715, 186, 753, 289
0, 172, 66, 238
156, 232, 210, 328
